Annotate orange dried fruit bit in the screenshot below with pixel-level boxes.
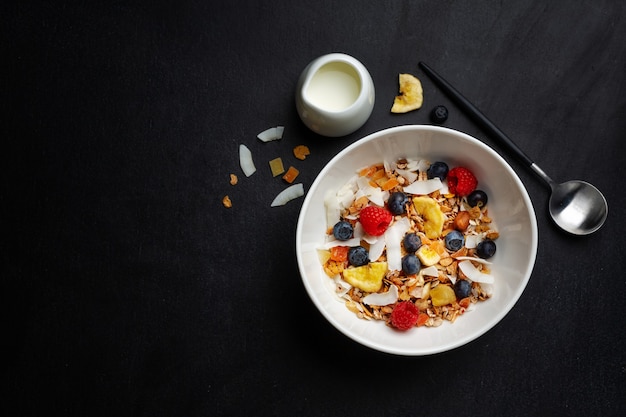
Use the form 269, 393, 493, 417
269, 157, 285, 177
282, 166, 299, 183
293, 145, 310, 160
229, 173, 238, 185
416, 312, 429, 327
371, 168, 386, 181
381, 177, 400, 191
359, 165, 377, 177
330, 246, 349, 262
222, 195, 232, 208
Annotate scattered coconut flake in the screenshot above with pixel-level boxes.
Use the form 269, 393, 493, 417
458, 260, 494, 284
239, 144, 256, 177
455, 256, 492, 265
271, 183, 304, 207
385, 217, 411, 271
420, 265, 439, 277
447, 274, 457, 285
403, 178, 443, 195
363, 285, 399, 306
257, 126, 284, 142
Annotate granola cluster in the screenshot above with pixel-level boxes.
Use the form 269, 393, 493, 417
320, 158, 499, 330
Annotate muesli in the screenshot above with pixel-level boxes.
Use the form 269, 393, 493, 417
318, 158, 499, 331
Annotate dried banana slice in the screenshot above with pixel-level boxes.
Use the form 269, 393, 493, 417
391, 73, 424, 113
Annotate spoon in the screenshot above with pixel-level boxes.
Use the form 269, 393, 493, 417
418, 62, 608, 235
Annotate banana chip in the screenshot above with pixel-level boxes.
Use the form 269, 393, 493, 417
391, 73, 424, 113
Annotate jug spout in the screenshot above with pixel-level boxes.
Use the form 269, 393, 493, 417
296, 53, 375, 137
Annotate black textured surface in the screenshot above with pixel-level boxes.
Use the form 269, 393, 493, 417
5, 1, 626, 416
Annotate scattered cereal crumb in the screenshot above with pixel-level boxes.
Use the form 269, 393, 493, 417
282, 166, 299, 183
229, 173, 238, 185
269, 157, 285, 177
293, 145, 310, 160
222, 195, 232, 208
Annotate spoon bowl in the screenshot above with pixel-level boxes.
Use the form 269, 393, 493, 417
549, 180, 608, 235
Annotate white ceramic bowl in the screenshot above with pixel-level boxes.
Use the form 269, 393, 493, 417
296, 125, 538, 355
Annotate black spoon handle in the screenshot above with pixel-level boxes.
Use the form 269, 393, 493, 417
418, 61, 534, 168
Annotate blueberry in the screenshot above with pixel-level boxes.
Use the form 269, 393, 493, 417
476, 239, 497, 259
333, 220, 353, 241
388, 192, 409, 215
454, 279, 472, 299
348, 246, 369, 267
444, 230, 465, 252
403, 232, 422, 253
430, 105, 449, 124
467, 190, 489, 208
427, 161, 449, 181
401, 254, 421, 275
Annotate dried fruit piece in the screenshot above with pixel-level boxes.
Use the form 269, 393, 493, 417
330, 246, 349, 262
412, 196, 445, 239
430, 284, 456, 306
390, 301, 419, 330
342, 262, 387, 292
269, 157, 285, 177
391, 73, 424, 113
282, 166, 300, 183
416, 245, 441, 266
293, 145, 310, 160
222, 195, 232, 208
229, 173, 238, 185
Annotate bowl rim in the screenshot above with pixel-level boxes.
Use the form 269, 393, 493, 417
296, 124, 538, 355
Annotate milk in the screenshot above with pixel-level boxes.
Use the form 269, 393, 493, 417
305, 62, 361, 112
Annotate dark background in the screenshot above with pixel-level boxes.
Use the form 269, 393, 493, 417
4, 1, 626, 416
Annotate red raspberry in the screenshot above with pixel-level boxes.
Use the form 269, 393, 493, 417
390, 301, 419, 331
358, 206, 393, 236
447, 167, 477, 196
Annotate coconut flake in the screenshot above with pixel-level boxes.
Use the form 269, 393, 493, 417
416, 159, 431, 172
271, 183, 304, 207
368, 235, 386, 262
362, 285, 399, 306
385, 217, 411, 271
239, 144, 256, 177
257, 126, 285, 142
420, 265, 439, 277
458, 260, 494, 284
455, 256, 493, 265
320, 237, 361, 250
356, 177, 386, 206
324, 189, 342, 228
403, 178, 443, 195
464, 234, 484, 249
396, 168, 418, 183
333, 276, 352, 297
